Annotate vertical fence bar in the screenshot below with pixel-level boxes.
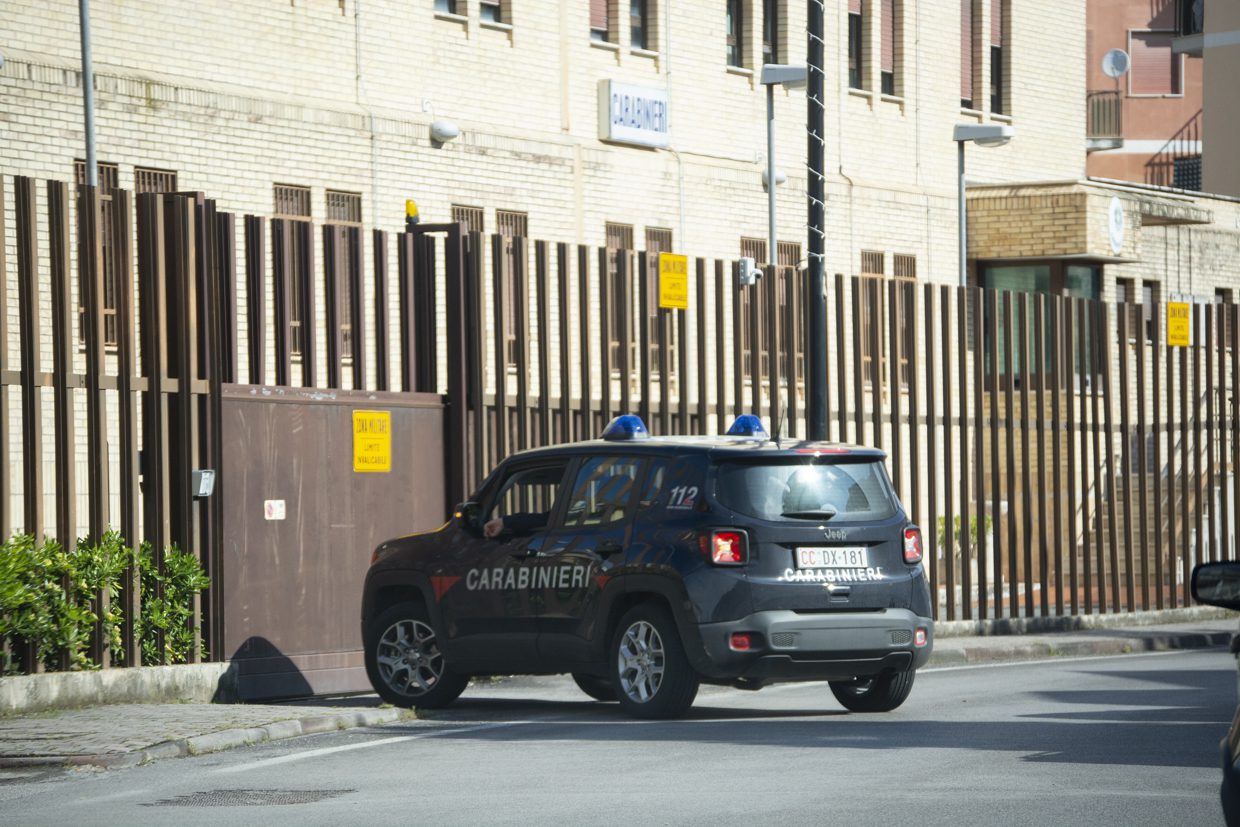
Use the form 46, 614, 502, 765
1218, 302, 1229, 562
1118, 307, 1135, 610
1232, 303, 1239, 563
0, 179, 9, 543
1153, 300, 1165, 609
396, 232, 415, 393
957, 287, 971, 620
464, 232, 485, 490
272, 220, 292, 387
535, 241, 551, 447
296, 221, 317, 389
851, 278, 865, 444
346, 226, 365, 391
836, 274, 848, 441
1050, 296, 1065, 616
1169, 326, 1180, 609
579, 247, 594, 438
1018, 293, 1033, 617
922, 284, 938, 618
492, 236, 509, 461
1064, 297, 1079, 615
322, 226, 343, 390
113, 189, 140, 665
974, 287, 988, 619
617, 252, 631, 418
715, 261, 727, 435
661, 308, 674, 435
245, 216, 266, 385
749, 277, 762, 418
1135, 305, 1150, 609
557, 243, 572, 444
1180, 340, 1190, 606
888, 281, 903, 503
695, 259, 708, 434
869, 279, 882, 451
1194, 312, 1205, 572
373, 230, 389, 392
598, 248, 612, 426
637, 252, 652, 427
677, 304, 689, 433
79, 183, 108, 547
907, 283, 921, 569
988, 289, 1003, 617
733, 268, 745, 420
137, 193, 170, 613
1101, 301, 1120, 612
1080, 300, 1095, 613
937, 286, 954, 620
1001, 292, 1016, 618
1093, 302, 1111, 613
1212, 305, 1223, 562
48, 181, 77, 549
1026, 293, 1046, 617
442, 224, 468, 507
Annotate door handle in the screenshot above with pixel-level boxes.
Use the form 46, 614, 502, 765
596, 540, 622, 557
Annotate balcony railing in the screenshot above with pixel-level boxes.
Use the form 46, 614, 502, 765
1087, 90, 1122, 149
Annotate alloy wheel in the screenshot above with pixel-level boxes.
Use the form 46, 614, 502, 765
375, 618, 445, 697
617, 620, 666, 703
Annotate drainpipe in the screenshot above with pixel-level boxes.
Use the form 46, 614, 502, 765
78, 0, 98, 186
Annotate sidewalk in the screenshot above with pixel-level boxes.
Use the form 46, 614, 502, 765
0, 614, 1234, 771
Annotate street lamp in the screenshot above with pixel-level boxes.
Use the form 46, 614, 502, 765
760, 64, 807, 268
953, 123, 1014, 287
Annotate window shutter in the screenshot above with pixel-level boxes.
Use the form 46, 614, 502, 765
961, 0, 974, 101
881, 0, 895, 73
991, 0, 1003, 45
591, 0, 608, 31
849, 0, 862, 14
1131, 31, 1176, 95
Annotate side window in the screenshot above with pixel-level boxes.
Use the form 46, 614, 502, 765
639, 460, 668, 508
562, 457, 642, 528
487, 464, 570, 528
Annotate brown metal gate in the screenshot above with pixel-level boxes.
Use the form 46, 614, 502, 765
219, 386, 445, 700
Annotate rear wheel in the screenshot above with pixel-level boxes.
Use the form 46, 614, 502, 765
365, 601, 469, 709
571, 672, 617, 702
610, 604, 699, 719
829, 670, 915, 713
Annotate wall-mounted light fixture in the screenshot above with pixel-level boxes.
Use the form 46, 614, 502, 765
430, 120, 460, 144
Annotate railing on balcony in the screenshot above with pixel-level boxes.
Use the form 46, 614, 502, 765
1087, 90, 1122, 149
1146, 109, 1202, 189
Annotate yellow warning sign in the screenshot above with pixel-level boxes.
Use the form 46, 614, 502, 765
353, 410, 391, 473
658, 253, 689, 310
1167, 302, 1191, 347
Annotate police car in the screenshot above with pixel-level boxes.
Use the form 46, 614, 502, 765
361, 415, 934, 719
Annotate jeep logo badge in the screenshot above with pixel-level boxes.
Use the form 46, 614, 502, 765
823, 527, 847, 542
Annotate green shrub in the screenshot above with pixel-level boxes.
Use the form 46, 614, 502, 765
0, 533, 207, 674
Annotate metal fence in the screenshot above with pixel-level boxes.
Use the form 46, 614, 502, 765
2, 170, 1231, 675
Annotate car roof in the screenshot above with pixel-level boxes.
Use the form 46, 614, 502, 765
500, 435, 888, 463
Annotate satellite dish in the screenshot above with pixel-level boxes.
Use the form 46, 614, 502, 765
1102, 48, 1131, 79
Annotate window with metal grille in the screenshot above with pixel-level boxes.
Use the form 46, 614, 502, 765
859, 251, 886, 390
777, 241, 803, 382
740, 238, 768, 378
75, 160, 120, 348
893, 254, 916, 388
726, 0, 745, 67
134, 167, 177, 194
326, 190, 362, 361
452, 205, 485, 234
961, 0, 975, 108
881, 0, 896, 95
990, 0, 1006, 113
1130, 30, 1181, 95
481, 0, 503, 24
499, 210, 529, 366
763, 0, 780, 64
606, 223, 634, 369
645, 227, 675, 375
1119, 277, 1159, 344
848, 0, 864, 89
591, 0, 610, 41
275, 184, 312, 359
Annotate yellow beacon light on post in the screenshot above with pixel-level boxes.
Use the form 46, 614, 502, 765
405, 199, 420, 231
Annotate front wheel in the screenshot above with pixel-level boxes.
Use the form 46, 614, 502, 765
610, 604, 699, 719
364, 601, 469, 709
829, 670, 916, 713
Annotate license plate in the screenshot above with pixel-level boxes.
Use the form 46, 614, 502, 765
796, 546, 869, 569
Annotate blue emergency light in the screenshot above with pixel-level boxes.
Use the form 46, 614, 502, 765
601, 414, 651, 441
726, 415, 768, 438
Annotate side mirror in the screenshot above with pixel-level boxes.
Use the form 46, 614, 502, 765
454, 501, 483, 534
1192, 562, 1240, 611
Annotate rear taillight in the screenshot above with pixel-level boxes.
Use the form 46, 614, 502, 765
915, 628, 928, 647
729, 632, 753, 651
903, 526, 922, 565
699, 530, 748, 565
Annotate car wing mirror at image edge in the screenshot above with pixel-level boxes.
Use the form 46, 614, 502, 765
1191, 562, 1240, 611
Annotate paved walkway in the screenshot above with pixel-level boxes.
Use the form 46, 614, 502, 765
0, 618, 1233, 770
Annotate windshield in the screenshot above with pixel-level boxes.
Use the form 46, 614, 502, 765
714, 460, 899, 522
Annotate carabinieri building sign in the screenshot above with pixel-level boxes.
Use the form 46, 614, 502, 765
598, 80, 669, 149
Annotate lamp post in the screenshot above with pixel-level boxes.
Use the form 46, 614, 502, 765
953, 124, 1014, 287
760, 64, 807, 268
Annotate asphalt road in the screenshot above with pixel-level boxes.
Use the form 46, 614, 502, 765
0, 649, 1232, 826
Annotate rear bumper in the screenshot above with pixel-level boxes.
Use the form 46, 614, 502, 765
689, 608, 933, 684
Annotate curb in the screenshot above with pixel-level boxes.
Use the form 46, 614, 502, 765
0, 707, 414, 770
926, 628, 1233, 667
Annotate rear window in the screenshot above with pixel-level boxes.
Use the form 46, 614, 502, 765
714, 460, 898, 522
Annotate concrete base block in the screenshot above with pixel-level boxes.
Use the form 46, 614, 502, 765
0, 663, 239, 715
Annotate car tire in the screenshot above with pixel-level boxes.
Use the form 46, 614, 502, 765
829, 670, 916, 713
364, 601, 469, 709
571, 672, 617, 702
610, 604, 699, 719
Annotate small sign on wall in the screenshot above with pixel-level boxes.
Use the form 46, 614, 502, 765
353, 410, 392, 473
658, 253, 689, 310
1167, 302, 1192, 347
